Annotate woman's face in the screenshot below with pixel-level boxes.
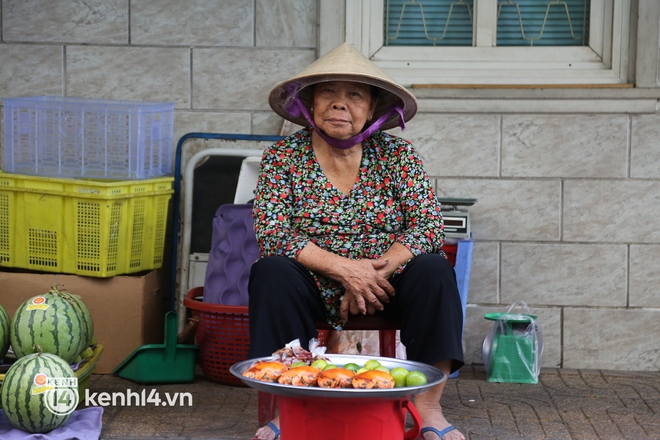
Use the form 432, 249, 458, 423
311, 81, 378, 141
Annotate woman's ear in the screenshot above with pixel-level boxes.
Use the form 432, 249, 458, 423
369, 98, 379, 119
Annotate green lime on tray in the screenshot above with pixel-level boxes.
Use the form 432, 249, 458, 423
311, 359, 328, 370
390, 367, 410, 388
406, 370, 428, 387
342, 362, 360, 372
363, 359, 381, 370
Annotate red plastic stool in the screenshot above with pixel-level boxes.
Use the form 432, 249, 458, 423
279, 395, 421, 440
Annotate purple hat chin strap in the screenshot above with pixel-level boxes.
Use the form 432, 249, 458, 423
285, 87, 406, 150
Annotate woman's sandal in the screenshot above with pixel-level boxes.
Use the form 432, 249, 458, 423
420, 425, 456, 439
253, 421, 280, 440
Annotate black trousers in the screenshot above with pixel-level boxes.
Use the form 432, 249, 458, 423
247, 253, 465, 373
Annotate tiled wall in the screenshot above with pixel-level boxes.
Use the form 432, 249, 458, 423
1, 0, 659, 372
395, 112, 660, 371
0, 0, 317, 141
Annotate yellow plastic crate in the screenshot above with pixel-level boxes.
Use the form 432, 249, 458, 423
0, 173, 173, 277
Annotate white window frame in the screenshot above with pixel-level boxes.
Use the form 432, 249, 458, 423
321, 0, 632, 86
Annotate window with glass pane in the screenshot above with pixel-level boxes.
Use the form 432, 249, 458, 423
384, 0, 590, 47
385, 0, 474, 46
498, 0, 590, 46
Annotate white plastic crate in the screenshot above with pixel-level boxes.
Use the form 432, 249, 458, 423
2, 96, 175, 179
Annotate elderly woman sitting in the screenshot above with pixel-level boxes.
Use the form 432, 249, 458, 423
248, 43, 465, 440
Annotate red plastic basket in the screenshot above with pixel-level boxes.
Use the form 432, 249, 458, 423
184, 286, 250, 386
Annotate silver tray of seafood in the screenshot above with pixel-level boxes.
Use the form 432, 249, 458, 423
230, 354, 446, 400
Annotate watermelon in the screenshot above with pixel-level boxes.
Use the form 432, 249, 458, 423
1, 352, 77, 433
10, 286, 92, 363
66, 293, 94, 349
0, 304, 10, 360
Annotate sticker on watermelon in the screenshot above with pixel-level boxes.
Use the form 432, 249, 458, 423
26, 296, 49, 311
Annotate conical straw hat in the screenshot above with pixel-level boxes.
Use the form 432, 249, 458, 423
269, 43, 417, 131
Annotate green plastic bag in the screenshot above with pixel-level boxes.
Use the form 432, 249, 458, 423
482, 301, 543, 384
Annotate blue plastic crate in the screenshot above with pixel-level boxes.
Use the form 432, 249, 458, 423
2, 96, 175, 180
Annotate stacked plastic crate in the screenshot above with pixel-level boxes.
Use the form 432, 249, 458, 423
1, 96, 175, 277
0, 96, 176, 378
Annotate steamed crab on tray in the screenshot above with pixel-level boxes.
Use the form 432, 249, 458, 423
317, 368, 355, 388
240, 361, 288, 382
277, 365, 320, 386
234, 339, 446, 398
352, 370, 395, 389
242, 360, 396, 389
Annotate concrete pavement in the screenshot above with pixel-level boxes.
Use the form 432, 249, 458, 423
92, 365, 660, 439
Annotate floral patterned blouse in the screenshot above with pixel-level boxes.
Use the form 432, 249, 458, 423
252, 127, 445, 329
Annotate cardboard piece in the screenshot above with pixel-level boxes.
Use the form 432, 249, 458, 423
0, 269, 165, 374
